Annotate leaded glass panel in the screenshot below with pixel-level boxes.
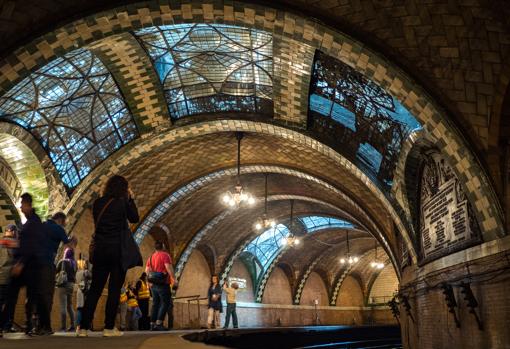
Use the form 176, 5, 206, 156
244, 224, 289, 270
135, 24, 273, 118
309, 51, 421, 187
0, 48, 138, 188
299, 215, 354, 233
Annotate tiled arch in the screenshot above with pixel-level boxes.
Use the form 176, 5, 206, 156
63, 120, 412, 263
176, 194, 361, 282
0, 0, 502, 241
0, 122, 68, 218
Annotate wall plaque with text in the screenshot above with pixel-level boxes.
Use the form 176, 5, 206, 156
419, 152, 480, 261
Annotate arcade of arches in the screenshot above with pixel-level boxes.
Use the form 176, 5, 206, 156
0, 1, 509, 348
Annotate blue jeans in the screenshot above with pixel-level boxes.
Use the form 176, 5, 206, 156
150, 284, 171, 322
224, 303, 238, 328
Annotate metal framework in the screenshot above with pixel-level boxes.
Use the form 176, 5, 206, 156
0, 48, 138, 188
135, 24, 273, 119
309, 51, 421, 187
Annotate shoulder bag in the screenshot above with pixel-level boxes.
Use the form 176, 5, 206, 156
120, 198, 143, 271
147, 254, 168, 285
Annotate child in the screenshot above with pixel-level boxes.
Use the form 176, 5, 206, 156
118, 284, 128, 331
75, 258, 91, 331
126, 285, 142, 331
223, 281, 239, 329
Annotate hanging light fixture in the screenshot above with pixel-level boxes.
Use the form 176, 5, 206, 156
255, 174, 277, 230
370, 241, 385, 269
281, 200, 300, 247
221, 132, 255, 208
339, 230, 359, 265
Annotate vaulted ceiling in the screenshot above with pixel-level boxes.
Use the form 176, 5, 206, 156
0, 0, 509, 301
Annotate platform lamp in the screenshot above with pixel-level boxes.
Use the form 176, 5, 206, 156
221, 131, 256, 208
339, 230, 359, 264
370, 241, 385, 269
255, 173, 276, 230
281, 200, 300, 247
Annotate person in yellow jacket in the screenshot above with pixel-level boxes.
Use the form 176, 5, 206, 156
118, 285, 128, 331
126, 284, 142, 331
135, 272, 150, 330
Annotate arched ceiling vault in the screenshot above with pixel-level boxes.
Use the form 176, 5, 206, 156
61, 129, 405, 264
0, 0, 502, 246
173, 194, 364, 279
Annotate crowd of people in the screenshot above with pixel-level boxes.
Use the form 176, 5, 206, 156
0, 175, 240, 338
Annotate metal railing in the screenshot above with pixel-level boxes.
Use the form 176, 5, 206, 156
173, 295, 208, 329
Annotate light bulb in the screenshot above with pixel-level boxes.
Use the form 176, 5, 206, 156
248, 197, 255, 205
353, 257, 359, 263
270, 220, 276, 227
281, 237, 288, 246
340, 258, 346, 264
223, 194, 230, 203
378, 263, 384, 269
228, 199, 235, 207
371, 262, 376, 268
294, 238, 300, 245
255, 222, 262, 230
348, 257, 354, 264
240, 193, 247, 201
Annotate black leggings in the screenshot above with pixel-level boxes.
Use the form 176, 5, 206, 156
81, 245, 126, 330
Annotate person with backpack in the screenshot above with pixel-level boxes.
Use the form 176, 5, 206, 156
75, 258, 91, 331
145, 240, 177, 331
56, 247, 77, 332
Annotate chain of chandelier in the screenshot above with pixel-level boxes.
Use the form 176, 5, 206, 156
220, 132, 385, 263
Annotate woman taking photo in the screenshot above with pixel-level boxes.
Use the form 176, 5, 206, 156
207, 275, 222, 329
77, 175, 139, 337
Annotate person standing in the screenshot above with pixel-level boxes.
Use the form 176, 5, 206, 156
77, 175, 139, 338
126, 284, 141, 331
145, 240, 176, 331
207, 275, 222, 329
43, 212, 77, 318
75, 258, 91, 331
0, 224, 18, 336
3, 193, 53, 335
135, 272, 150, 330
223, 281, 239, 329
55, 247, 77, 332
118, 284, 128, 331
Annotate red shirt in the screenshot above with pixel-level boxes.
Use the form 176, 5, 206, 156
146, 251, 172, 284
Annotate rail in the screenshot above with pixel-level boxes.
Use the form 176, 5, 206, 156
173, 294, 208, 329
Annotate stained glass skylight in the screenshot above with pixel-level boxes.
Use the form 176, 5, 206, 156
244, 224, 289, 270
134, 24, 273, 119
309, 51, 421, 187
0, 48, 138, 188
299, 215, 354, 233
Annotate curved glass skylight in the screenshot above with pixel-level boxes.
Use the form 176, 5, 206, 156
309, 51, 421, 187
134, 24, 273, 119
244, 224, 289, 270
299, 215, 354, 233
0, 48, 138, 188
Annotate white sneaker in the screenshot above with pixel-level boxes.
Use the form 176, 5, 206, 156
76, 329, 88, 337
103, 328, 124, 337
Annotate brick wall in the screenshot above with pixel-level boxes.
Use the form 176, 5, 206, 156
399, 238, 510, 349
300, 272, 329, 306
336, 275, 364, 307
262, 267, 293, 305
368, 266, 398, 302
